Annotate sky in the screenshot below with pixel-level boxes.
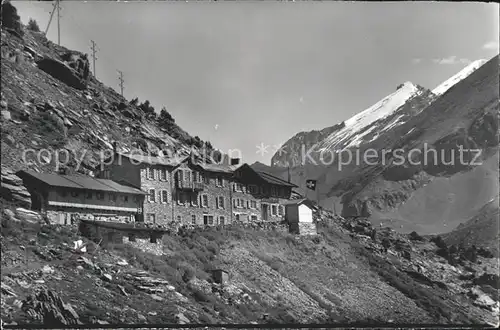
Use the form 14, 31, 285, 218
13, 0, 499, 165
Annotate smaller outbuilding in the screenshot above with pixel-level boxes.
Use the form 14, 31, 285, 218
283, 198, 317, 235
211, 268, 229, 285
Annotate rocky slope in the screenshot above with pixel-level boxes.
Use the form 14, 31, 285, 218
269, 55, 499, 235
1, 208, 499, 326
1, 3, 219, 183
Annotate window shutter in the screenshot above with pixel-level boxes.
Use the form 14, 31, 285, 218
246, 200, 249, 209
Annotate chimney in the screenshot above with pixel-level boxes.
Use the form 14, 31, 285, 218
230, 158, 240, 165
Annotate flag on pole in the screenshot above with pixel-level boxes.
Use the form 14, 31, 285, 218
306, 179, 317, 191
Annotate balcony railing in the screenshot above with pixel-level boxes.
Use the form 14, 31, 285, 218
175, 179, 204, 191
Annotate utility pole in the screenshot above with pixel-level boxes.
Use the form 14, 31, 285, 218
45, 0, 61, 45
45, 2, 56, 35
90, 40, 98, 78
56, 0, 60, 45
117, 70, 125, 96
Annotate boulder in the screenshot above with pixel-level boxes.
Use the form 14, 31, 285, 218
21, 289, 81, 325
1, 110, 11, 121
36, 57, 87, 90
1, 167, 31, 208
1, 1, 24, 37
60, 52, 90, 82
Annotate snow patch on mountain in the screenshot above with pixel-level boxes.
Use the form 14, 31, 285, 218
432, 59, 488, 96
317, 82, 421, 151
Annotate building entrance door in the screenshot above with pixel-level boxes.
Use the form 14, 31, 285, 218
261, 204, 268, 221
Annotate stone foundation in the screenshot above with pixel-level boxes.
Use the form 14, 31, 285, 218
298, 222, 317, 236
123, 236, 164, 256
46, 210, 131, 225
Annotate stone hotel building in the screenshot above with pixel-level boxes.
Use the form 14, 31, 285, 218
99, 153, 297, 226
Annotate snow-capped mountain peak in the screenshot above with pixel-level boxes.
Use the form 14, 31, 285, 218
432, 59, 487, 96
317, 81, 422, 151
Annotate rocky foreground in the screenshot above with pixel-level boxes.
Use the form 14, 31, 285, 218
1, 207, 498, 326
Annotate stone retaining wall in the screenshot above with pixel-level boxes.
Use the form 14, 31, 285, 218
123, 236, 163, 256
298, 222, 318, 236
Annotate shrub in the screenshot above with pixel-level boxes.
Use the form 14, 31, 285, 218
409, 231, 424, 241
27, 18, 40, 32
191, 288, 214, 303
181, 265, 196, 283
431, 235, 447, 249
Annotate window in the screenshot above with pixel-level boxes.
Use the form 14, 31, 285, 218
147, 167, 154, 180
123, 195, 129, 202
109, 193, 117, 201
235, 214, 240, 221
191, 215, 196, 224
278, 205, 284, 216
191, 193, 198, 206
148, 189, 156, 203
177, 191, 185, 205
178, 170, 183, 182
250, 200, 257, 209
177, 215, 182, 222
96, 192, 104, 200
248, 185, 258, 194
233, 183, 244, 192
279, 187, 285, 198
271, 205, 277, 216
185, 171, 191, 182
160, 169, 167, 181
71, 191, 79, 197
203, 175, 210, 184
102, 170, 110, 179
271, 186, 277, 197
201, 194, 209, 207
161, 190, 169, 204
251, 215, 258, 221
217, 196, 225, 209
147, 213, 156, 224
233, 198, 237, 208
216, 176, 223, 187
203, 215, 214, 225
219, 216, 225, 225
86, 191, 92, 199
59, 190, 68, 197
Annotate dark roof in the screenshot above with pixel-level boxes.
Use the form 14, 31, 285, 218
255, 170, 298, 188
17, 170, 147, 195
281, 198, 316, 208
196, 162, 241, 174
117, 153, 187, 167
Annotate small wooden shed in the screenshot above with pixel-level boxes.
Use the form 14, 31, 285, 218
283, 198, 317, 235
211, 268, 229, 285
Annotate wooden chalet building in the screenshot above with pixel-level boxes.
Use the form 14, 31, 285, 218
16, 170, 147, 225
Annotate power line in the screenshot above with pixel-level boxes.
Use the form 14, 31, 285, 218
90, 40, 98, 78
117, 70, 125, 97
